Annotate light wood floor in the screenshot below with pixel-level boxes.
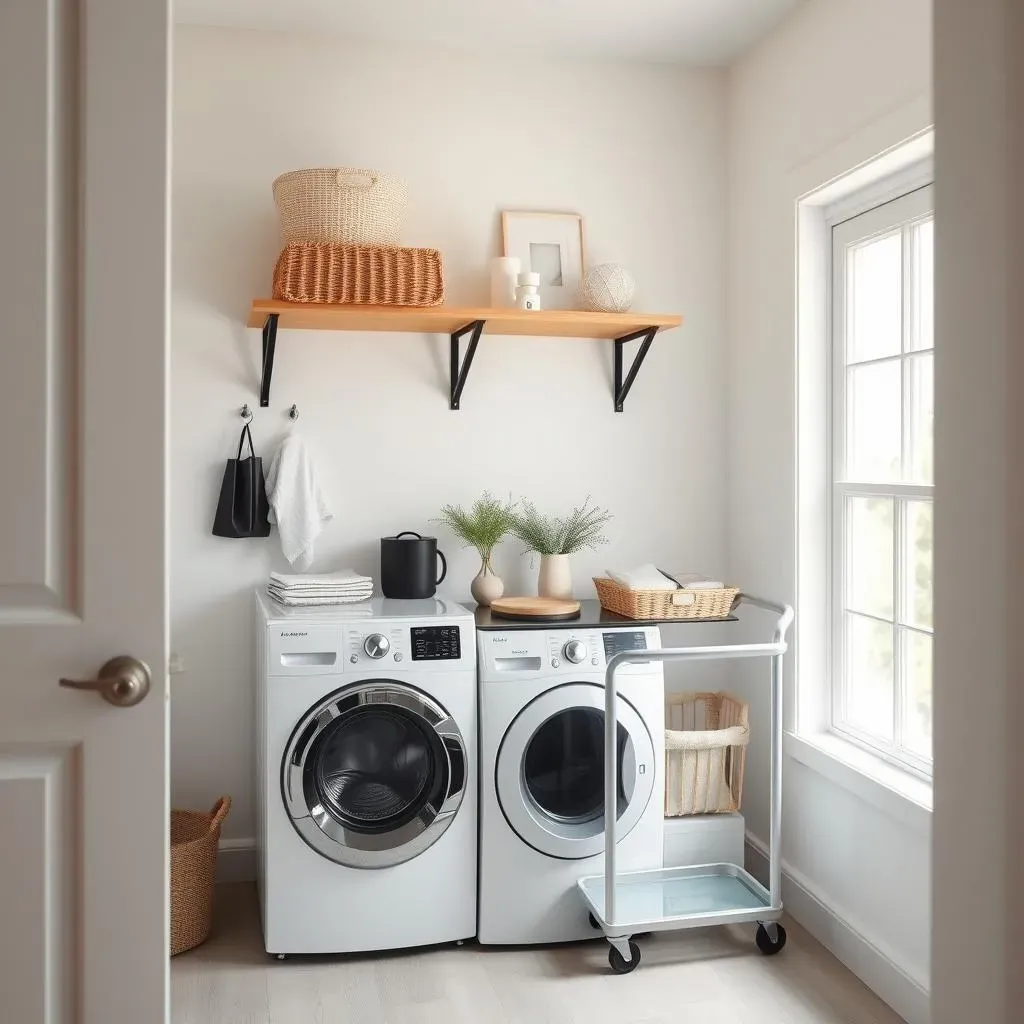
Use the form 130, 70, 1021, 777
171, 883, 905, 1024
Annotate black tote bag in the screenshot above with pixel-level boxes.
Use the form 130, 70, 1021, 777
212, 423, 271, 538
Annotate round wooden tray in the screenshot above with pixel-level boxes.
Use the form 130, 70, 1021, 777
489, 596, 582, 621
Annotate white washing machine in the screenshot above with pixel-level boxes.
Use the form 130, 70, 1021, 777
477, 623, 665, 944
255, 592, 477, 956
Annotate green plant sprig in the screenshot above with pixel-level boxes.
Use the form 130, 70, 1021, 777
511, 497, 612, 556
434, 492, 518, 561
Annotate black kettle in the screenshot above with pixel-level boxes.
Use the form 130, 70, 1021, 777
380, 531, 447, 599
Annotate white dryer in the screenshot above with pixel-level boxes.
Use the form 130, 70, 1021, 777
255, 592, 477, 956
477, 624, 664, 944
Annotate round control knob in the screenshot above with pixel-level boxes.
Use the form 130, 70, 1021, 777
563, 639, 588, 664
363, 633, 390, 659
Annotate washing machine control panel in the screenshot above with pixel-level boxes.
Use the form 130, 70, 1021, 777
410, 625, 462, 661
343, 623, 469, 668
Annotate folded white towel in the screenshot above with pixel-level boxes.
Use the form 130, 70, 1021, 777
606, 563, 677, 591
265, 434, 334, 571
267, 587, 372, 607
270, 570, 372, 589
662, 571, 725, 589
268, 585, 373, 598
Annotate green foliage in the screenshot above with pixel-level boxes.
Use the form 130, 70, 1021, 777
434, 492, 517, 560
512, 497, 612, 556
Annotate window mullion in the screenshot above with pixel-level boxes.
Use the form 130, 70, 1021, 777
894, 501, 906, 748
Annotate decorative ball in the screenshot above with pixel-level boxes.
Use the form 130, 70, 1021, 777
579, 263, 636, 313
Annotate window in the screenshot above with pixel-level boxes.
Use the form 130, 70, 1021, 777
830, 184, 934, 776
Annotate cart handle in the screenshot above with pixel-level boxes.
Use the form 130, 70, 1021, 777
601, 594, 794, 933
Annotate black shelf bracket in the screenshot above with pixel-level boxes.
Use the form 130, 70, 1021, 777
613, 326, 659, 412
450, 319, 485, 410
259, 313, 280, 407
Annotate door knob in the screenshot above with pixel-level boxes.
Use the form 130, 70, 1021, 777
59, 656, 152, 708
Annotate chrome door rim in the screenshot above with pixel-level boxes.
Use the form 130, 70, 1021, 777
495, 683, 655, 860
282, 681, 466, 868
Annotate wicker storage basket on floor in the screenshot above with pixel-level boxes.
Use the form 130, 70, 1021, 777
273, 167, 408, 246
665, 693, 748, 816
272, 242, 445, 305
170, 796, 231, 956
594, 577, 740, 620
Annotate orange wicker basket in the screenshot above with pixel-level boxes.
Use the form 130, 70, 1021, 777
593, 577, 740, 620
170, 796, 230, 956
272, 242, 444, 306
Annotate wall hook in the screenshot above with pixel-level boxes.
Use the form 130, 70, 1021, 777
288, 404, 299, 421
240, 404, 253, 423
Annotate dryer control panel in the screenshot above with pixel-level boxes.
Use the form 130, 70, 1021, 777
478, 626, 661, 679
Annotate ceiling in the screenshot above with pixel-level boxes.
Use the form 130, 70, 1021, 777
174, 0, 802, 66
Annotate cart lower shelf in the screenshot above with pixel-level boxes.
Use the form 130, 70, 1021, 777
577, 862, 780, 935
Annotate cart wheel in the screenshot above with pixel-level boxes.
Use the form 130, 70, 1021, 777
588, 913, 601, 930
273, 953, 287, 961
755, 922, 787, 956
608, 940, 641, 974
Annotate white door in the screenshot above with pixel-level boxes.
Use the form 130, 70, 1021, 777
0, 1, 171, 1021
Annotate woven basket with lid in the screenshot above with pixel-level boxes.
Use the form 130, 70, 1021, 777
170, 796, 231, 956
273, 167, 407, 246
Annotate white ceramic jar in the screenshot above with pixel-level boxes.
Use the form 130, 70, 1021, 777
516, 271, 541, 311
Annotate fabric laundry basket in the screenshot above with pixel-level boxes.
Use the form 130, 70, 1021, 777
664, 693, 748, 816
170, 796, 231, 956
273, 167, 408, 246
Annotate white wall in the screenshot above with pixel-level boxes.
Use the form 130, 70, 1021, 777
726, 1, 932, 1020
931, 1, 1023, 1019
171, 27, 729, 847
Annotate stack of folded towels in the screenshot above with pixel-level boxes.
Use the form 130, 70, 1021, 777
267, 570, 374, 606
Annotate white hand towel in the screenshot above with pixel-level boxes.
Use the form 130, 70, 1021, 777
267, 587, 371, 607
265, 433, 334, 571
606, 563, 678, 591
270, 570, 372, 589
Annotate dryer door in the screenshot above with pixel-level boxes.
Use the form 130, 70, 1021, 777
495, 682, 656, 860
282, 681, 467, 868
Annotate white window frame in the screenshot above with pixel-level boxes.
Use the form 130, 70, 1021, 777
828, 183, 934, 779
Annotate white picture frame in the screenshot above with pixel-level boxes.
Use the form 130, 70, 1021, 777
501, 211, 585, 310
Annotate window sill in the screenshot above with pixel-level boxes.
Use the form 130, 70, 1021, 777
785, 730, 932, 834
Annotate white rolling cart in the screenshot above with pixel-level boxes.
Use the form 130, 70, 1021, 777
577, 595, 794, 974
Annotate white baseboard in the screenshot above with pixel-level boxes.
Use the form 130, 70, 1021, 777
745, 834, 930, 1024
216, 837, 256, 884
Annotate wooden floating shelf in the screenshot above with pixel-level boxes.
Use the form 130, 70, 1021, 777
247, 300, 683, 411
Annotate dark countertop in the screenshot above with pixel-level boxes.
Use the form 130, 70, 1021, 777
473, 598, 738, 631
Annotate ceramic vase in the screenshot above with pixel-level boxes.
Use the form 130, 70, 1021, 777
489, 257, 521, 308
470, 557, 504, 607
538, 553, 573, 600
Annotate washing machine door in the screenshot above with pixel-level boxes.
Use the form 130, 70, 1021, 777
495, 682, 656, 860
282, 681, 467, 868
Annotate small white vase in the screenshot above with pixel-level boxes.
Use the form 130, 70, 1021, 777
538, 553, 573, 600
490, 257, 521, 308
470, 558, 504, 607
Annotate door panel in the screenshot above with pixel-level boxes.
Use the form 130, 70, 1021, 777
0, 0, 79, 620
0, 0, 170, 1021
0, 748, 75, 1024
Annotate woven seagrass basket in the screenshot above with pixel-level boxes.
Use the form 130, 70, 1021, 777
593, 577, 740, 620
272, 167, 407, 246
272, 242, 444, 306
170, 796, 230, 956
